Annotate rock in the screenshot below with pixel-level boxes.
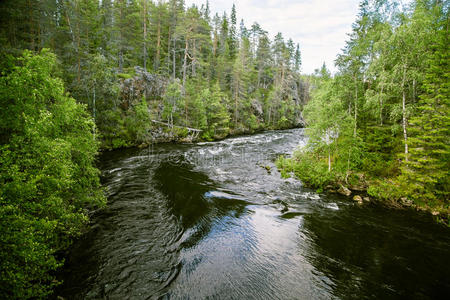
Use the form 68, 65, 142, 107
353, 195, 363, 204
349, 185, 366, 191
416, 206, 427, 212
296, 111, 307, 127
400, 197, 413, 207
338, 185, 352, 197
295, 117, 307, 128
251, 100, 264, 118
431, 211, 440, 216
259, 164, 271, 174
363, 197, 370, 202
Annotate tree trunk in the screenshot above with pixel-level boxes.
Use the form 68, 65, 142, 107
379, 84, 384, 126
155, 9, 161, 71
76, 2, 81, 83
192, 39, 196, 76
93, 84, 96, 120
37, 11, 41, 51
119, 0, 124, 73
234, 81, 239, 128
182, 38, 188, 88
402, 64, 409, 162
182, 39, 189, 126
354, 76, 358, 137
64, 5, 76, 50
143, 0, 147, 71
213, 31, 218, 56
172, 38, 176, 79
92, 80, 96, 139
328, 150, 331, 172
28, 0, 35, 51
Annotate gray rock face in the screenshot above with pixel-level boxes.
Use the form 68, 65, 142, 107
120, 66, 167, 110
251, 100, 264, 119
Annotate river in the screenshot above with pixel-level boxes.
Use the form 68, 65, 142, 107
57, 128, 449, 299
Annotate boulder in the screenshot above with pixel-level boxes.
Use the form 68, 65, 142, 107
338, 185, 352, 197
353, 195, 363, 204
400, 197, 413, 207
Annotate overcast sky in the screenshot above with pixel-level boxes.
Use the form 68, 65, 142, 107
184, 0, 361, 74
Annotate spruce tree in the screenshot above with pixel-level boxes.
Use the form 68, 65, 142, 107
400, 13, 449, 204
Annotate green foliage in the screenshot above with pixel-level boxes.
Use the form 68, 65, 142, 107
162, 79, 185, 127
0, 0, 307, 147
277, 0, 449, 220
276, 151, 335, 188
397, 16, 449, 208
0, 50, 105, 299
117, 73, 133, 79
128, 97, 152, 144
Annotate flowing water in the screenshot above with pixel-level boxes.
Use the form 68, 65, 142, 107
58, 128, 449, 299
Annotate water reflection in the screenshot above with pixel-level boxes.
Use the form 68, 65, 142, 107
57, 129, 450, 300
301, 205, 450, 299
153, 160, 213, 229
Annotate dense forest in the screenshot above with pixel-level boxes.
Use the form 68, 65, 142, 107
0, 0, 306, 298
278, 0, 449, 221
0, 0, 307, 148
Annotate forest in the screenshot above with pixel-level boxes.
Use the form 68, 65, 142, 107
0, 0, 306, 298
0, 0, 448, 298
277, 0, 448, 222
1, 0, 306, 148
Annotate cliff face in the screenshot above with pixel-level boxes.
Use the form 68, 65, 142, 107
120, 66, 167, 111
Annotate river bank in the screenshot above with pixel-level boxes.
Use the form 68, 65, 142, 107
100, 123, 305, 151
276, 154, 449, 225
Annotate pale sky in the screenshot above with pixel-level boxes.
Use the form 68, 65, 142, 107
185, 0, 361, 74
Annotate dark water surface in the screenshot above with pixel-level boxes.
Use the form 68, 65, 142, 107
58, 129, 450, 299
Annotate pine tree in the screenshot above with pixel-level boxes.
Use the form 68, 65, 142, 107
228, 4, 238, 59
294, 43, 302, 73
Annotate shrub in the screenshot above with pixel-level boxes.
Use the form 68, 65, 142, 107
0, 50, 105, 299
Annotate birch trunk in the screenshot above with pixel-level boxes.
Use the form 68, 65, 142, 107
354, 76, 358, 137
402, 64, 409, 162
379, 84, 384, 126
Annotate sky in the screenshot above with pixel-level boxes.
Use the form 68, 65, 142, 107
184, 0, 361, 74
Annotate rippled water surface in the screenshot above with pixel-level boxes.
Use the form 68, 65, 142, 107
58, 129, 450, 299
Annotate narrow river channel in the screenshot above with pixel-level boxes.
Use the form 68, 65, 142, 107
58, 128, 450, 299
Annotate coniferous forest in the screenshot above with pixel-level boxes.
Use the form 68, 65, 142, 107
0, 0, 449, 299
1, 0, 306, 148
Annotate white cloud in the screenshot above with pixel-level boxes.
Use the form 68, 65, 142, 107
185, 0, 361, 74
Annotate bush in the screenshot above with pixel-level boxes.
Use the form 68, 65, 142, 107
0, 50, 105, 298
276, 151, 336, 188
